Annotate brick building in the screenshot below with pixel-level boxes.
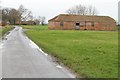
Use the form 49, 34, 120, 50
48, 14, 116, 31
16, 21, 36, 25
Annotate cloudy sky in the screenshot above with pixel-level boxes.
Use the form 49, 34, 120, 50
1, 0, 119, 22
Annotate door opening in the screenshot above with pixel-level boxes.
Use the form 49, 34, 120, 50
76, 23, 80, 30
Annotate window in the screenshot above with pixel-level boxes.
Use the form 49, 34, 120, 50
80, 22, 84, 27
76, 23, 80, 26
92, 22, 94, 27
86, 22, 91, 26
60, 21, 64, 26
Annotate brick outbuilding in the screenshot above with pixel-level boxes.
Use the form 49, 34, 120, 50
16, 21, 36, 25
48, 14, 116, 31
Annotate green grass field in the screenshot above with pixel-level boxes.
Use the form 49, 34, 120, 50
0, 25, 14, 37
22, 25, 48, 30
22, 25, 118, 78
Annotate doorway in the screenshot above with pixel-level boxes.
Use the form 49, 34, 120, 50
75, 23, 80, 30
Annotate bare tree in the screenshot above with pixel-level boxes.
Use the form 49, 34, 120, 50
76, 5, 88, 15
41, 16, 46, 25
33, 16, 41, 25
28, 12, 34, 21
18, 5, 27, 21
38, 16, 41, 23
18, 5, 33, 21
34, 19, 40, 25
9, 8, 20, 24
2, 8, 10, 22
66, 4, 98, 15
2, 8, 20, 24
66, 7, 76, 14
2, 4, 46, 25
23, 11, 33, 21
33, 16, 46, 25
87, 6, 98, 15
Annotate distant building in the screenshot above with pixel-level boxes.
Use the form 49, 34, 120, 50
16, 21, 36, 25
118, 1, 120, 25
48, 14, 116, 31
0, 20, 7, 26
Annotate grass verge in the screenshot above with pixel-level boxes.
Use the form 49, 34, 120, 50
22, 25, 118, 78
0, 25, 14, 37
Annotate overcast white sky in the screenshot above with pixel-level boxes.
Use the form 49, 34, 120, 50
1, 0, 119, 22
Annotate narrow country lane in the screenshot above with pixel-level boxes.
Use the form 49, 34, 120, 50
2, 26, 75, 78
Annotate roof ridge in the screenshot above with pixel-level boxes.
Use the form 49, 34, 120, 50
59, 14, 110, 17
48, 14, 115, 22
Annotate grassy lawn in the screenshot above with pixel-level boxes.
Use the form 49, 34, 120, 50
22, 25, 118, 78
0, 25, 14, 37
21, 25, 48, 30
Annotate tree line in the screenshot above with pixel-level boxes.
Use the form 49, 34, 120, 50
1, 4, 98, 25
66, 4, 98, 15
2, 5, 46, 25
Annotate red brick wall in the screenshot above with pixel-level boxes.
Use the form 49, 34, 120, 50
48, 21, 75, 30
48, 22, 55, 29
64, 22, 75, 30
94, 22, 116, 31
48, 21, 116, 31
